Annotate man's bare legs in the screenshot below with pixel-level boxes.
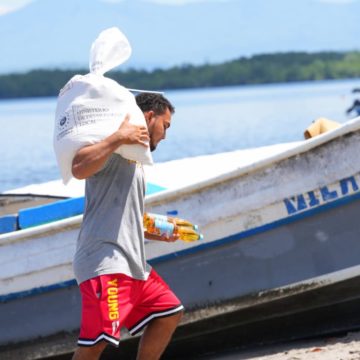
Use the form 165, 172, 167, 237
71, 311, 182, 360
72, 341, 107, 360
137, 311, 183, 360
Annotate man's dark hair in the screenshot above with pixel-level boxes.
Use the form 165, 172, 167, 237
135, 93, 175, 115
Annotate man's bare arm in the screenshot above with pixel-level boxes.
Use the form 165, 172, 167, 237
72, 115, 149, 179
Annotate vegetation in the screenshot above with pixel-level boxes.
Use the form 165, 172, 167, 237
1, 51, 360, 99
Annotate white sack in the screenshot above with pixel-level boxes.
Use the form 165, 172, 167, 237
53, 27, 153, 184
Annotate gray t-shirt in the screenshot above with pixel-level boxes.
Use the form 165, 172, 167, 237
73, 154, 151, 284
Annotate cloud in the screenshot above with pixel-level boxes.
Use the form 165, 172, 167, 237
142, 0, 232, 4
102, 0, 232, 4
0, 0, 32, 15
0, 6, 11, 15
100, 0, 125, 3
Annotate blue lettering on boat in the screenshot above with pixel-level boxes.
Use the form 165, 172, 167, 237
340, 176, 359, 195
283, 175, 359, 215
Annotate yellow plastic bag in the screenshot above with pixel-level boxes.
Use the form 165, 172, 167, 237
304, 117, 340, 139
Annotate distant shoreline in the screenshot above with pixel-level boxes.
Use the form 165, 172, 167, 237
0, 51, 359, 100
1, 77, 360, 104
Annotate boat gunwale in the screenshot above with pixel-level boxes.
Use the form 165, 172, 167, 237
146, 116, 360, 206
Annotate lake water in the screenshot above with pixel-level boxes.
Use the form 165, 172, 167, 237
0, 78, 359, 193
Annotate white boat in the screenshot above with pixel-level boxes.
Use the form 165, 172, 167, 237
2, 116, 360, 359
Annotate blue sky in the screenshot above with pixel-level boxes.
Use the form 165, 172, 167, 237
0, 0, 231, 14
0, 0, 359, 73
1, 0, 359, 17
0, 0, 229, 11
0, 0, 359, 15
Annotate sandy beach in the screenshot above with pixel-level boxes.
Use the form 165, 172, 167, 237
203, 331, 360, 360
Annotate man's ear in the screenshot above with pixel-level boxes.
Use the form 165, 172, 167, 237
144, 110, 155, 125
144, 110, 155, 126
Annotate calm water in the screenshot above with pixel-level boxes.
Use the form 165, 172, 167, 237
0, 79, 359, 193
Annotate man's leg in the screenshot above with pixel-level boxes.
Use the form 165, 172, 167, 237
74, 275, 127, 359
72, 341, 107, 360
136, 310, 183, 360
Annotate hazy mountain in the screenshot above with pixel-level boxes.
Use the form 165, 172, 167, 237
0, 0, 359, 74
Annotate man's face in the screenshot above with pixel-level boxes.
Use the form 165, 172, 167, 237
145, 108, 172, 151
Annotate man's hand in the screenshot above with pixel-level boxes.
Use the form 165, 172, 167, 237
161, 233, 180, 242
116, 114, 149, 147
144, 231, 180, 242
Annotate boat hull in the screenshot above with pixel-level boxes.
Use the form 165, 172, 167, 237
2, 195, 360, 358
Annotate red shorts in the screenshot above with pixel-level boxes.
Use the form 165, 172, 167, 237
77, 269, 184, 347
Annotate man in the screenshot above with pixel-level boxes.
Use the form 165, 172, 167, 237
71, 93, 183, 360
346, 99, 360, 116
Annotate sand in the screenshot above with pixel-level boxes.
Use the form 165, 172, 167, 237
204, 331, 360, 360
